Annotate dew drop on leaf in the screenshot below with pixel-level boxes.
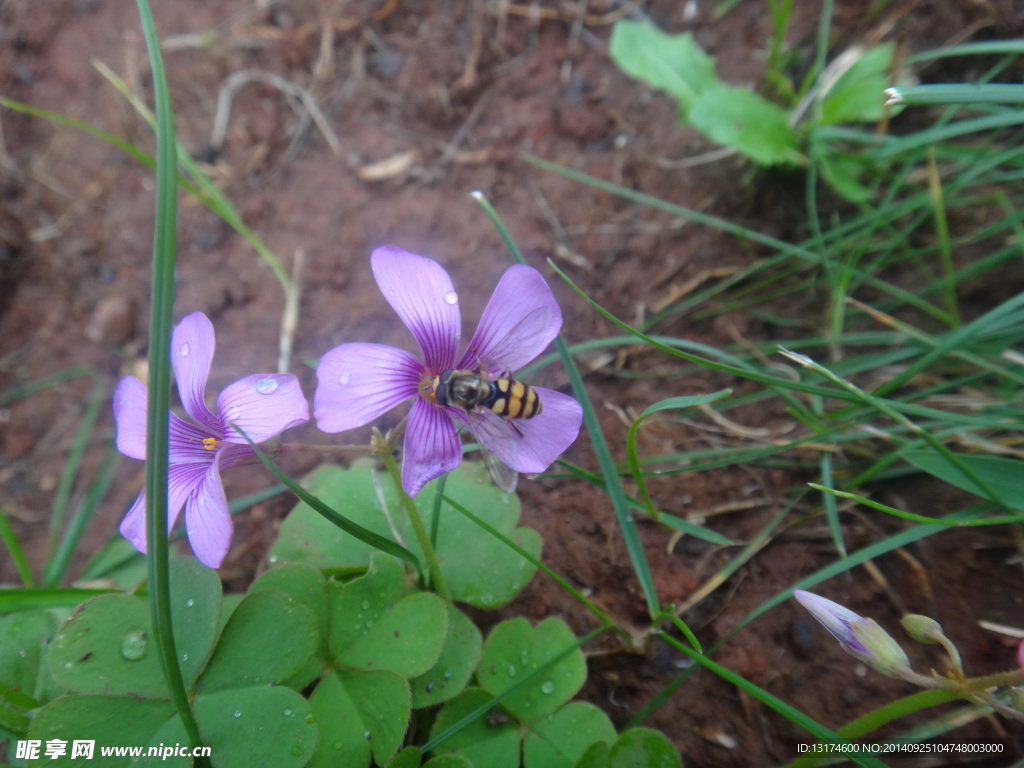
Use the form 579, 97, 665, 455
283, 707, 293, 717
540, 680, 555, 694
507, 665, 516, 676
120, 629, 148, 660
233, 710, 242, 718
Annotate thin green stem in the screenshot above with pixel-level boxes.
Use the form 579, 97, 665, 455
378, 442, 451, 602
135, 0, 203, 756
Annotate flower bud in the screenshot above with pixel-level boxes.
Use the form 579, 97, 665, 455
794, 590, 912, 679
902, 614, 945, 644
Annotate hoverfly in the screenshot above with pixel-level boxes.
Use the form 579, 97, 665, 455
426, 300, 557, 494
431, 367, 543, 493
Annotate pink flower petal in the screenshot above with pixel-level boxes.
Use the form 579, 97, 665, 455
218, 373, 309, 444
402, 397, 462, 496
118, 463, 206, 555
113, 376, 149, 460
467, 387, 582, 473
184, 458, 233, 568
459, 264, 561, 375
172, 312, 217, 427
314, 343, 422, 432
371, 246, 460, 373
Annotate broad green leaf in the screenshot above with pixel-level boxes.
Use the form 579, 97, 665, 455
523, 702, 617, 768
429, 688, 519, 768
0, 681, 39, 735
822, 44, 894, 124
818, 151, 875, 203
389, 746, 423, 768
250, 563, 329, 657
0, 610, 58, 699
28, 695, 175, 766
609, 20, 719, 115
903, 451, 1024, 509
607, 728, 682, 768
168, 556, 222, 689
272, 461, 540, 607
198, 591, 317, 693
48, 594, 166, 698
194, 686, 317, 768
689, 84, 799, 166
410, 604, 482, 708
424, 756, 474, 768
328, 554, 447, 677
477, 618, 586, 721
574, 741, 609, 768
308, 669, 409, 768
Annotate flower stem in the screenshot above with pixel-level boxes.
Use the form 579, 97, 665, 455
377, 436, 451, 602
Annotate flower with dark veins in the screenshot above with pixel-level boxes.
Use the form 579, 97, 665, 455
314, 245, 583, 496
114, 311, 309, 567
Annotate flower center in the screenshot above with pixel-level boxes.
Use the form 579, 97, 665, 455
202, 436, 220, 451
419, 371, 439, 403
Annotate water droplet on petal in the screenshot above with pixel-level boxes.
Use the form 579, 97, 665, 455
179, 342, 190, 357
120, 630, 148, 660
444, 290, 458, 305
255, 377, 279, 395
339, 371, 351, 385
388, 289, 396, 296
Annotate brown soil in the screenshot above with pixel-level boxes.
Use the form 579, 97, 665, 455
2, 1, 1023, 765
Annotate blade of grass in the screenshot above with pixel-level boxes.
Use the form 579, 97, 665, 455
135, 0, 203, 755
0, 504, 35, 587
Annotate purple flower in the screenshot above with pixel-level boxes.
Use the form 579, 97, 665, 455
114, 311, 309, 568
314, 245, 583, 496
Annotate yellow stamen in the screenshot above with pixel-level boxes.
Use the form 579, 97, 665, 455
202, 437, 219, 451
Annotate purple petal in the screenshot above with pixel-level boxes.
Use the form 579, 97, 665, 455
402, 397, 462, 496
371, 246, 459, 373
172, 312, 217, 427
468, 387, 582, 473
184, 457, 233, 568
458, 265, 561, 375
118, 463, 206, 554
315, 343, 423, 432
113, 376, 149, 460
169, 411, 221, 463
793, 590, 871, 655
218, 373, 309, 444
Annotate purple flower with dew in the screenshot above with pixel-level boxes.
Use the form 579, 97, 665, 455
114, 311, 309, 568
314, 245, 583, 496
793, 590, 872, 657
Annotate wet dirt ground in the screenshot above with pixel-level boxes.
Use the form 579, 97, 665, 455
2, 1, 1023, 764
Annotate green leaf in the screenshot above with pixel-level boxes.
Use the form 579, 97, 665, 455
477, 618, 586, 721
198, 590, 317, 693
410, 603, 482, 708
328, 554, 448, 677
29, 695, 175, 766
822, 44, 894, 124
48, 594, 167, 697
523, 702, 617, 768
817, 151, 875, 203
309, 669, 410, 768
423, 756, 475, 768
903, 451, 1024, 509
168, 556, 222, 689
0, 680, 39, 734
0, 610, 58, 700
689, 84, 799, 166
609, 20, 719, 115
389, 746, 423, 768
429, 688, 519, 768
194, 686, 317, 768
250, 563, 329, 657
607, 728, 683, 768
574, 741, 609, 768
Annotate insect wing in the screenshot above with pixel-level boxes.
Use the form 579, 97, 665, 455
464, 409, 519, 493
465, 306, 554, 375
